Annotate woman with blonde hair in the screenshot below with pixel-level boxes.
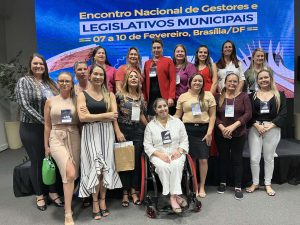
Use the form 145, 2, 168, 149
115, 47, 143, 92
77, 64, 122, 220
246, 69, 287, 196
244, 48, 272, 92
114, 70, 148, 207
44, 72, 80, 225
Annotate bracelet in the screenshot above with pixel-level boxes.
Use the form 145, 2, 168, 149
178, 149, 184, 155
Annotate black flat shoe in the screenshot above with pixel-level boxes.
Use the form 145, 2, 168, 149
36, 198, 47, 211
48, 196, 64, 207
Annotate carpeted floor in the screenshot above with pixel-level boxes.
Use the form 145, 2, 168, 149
1, 148, 300, 225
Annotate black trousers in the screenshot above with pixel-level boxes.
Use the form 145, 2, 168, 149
214, 132, 246, 188
118, 123, 145, 191
20, 122, 57, 195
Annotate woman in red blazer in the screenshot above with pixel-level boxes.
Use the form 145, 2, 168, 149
143, 38, 176, 116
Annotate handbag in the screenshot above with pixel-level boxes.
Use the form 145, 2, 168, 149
114, 141, 135, 172
42, 156, 56, 185
13, 159, 34, 197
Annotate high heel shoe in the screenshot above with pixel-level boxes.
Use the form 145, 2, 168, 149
130, 192, 141, 205
122, 192, 129, 207
92, 200, 101, 220
99, 198, 110, 217
36, 198, 47, 211
48, 196, 64, 207
65, 212, 74, 225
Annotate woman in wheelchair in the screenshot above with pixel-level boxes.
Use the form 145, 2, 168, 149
144, 98, 189, 214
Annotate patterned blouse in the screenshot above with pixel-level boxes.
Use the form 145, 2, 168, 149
115, 92, 147, 125
15, 75, 55, 124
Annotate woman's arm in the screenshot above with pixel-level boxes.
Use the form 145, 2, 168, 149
44, 99, 52, 156
237, 62, 245, 92
210, 63, 218, 94
15, 77, 44, 123
77, 92, 118, 123
143, 124, 170, 163
202, 105, 216, 146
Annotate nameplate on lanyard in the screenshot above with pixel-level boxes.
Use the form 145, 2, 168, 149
161, 130, 172, 144
131, 102, 141, 121
61, 109, 72, 123
191, 103, 202, 116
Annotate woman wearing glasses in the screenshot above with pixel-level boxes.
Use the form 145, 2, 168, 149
44, 72, 80, 225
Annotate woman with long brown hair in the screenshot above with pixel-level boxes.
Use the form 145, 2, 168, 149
175, 73, 216, 198
216, 40, 245, 93
15, 53, 62, 211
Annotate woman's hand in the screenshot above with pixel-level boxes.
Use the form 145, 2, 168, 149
170, 149, 181, 161
116, 132, 126, 142
45, 146, 51, 157
202, 133, 212, 146
80, 106, 89, 114
105, 112, 118, 121
167, 98, 174, 107
158, 152, 171, 164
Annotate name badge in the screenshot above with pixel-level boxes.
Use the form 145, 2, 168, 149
61, 109, 72, 123
161, 130, 172, 144
131, 102, 141, 121
260, 101, 270, 114
176, 72, 180, 85
225, 105, 234, 118
191, 103, 202, 116
150, 63, 157, 77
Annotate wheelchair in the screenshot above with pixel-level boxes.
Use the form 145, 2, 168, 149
140, 152, 202, 218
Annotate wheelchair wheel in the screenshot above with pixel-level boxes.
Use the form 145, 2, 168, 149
194, 198, 202, 212
186, 154, 199, 195
140, 153, 147, 202
146, 205, 157, 218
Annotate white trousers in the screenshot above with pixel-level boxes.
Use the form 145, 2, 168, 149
150, 155, 186, 195
248, 125, 281, 185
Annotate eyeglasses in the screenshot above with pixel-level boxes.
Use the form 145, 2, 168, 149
58, 80, 72, 84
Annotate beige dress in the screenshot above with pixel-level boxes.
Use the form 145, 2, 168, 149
49, 96, 80, 183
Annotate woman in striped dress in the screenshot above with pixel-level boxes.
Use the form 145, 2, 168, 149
77, 64, 122, 220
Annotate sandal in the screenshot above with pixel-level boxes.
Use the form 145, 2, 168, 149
36, 198, 47, 211
176, 195, 187, 208
99, 198, 110, 217
246, 184, 259, 193
122, 192, 129, 207
265, 186, 276, 196
170, 196, 182, 214
65, 212, 74, 225
92, 200, 101, 220
130, 192, 141, 205
198, 192, 206, 198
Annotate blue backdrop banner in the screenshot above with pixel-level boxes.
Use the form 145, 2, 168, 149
35, 0, 294, 97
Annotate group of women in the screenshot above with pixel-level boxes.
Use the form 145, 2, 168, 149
15, 38, 286, 225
